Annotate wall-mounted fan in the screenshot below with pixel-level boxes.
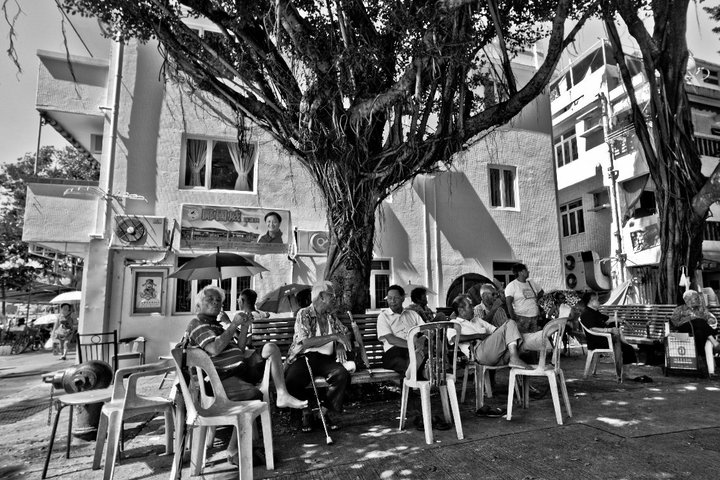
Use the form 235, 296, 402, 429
115, 217, 147, 244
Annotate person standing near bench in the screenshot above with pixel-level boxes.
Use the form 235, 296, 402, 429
671, 290, 720, 378
505, 263, 543, 333
284, 281, 352, 432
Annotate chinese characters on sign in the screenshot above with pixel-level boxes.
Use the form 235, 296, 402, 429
180, 204, 291, 254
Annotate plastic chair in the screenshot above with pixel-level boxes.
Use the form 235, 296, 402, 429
77, 330, 119, 371
507, 318, 572, 425
170, 348, 274, 478
117, 336, 146, 368
42, 388, 113, 479
92, 360, 176, 480
579, 319, 616, 379
399, 321, 464, 445
460, 355, 510, 410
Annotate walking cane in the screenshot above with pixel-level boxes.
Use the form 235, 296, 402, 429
305, 356, 334, 445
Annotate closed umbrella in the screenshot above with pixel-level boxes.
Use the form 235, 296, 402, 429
257, 283, 311, 313
168, 250, 267, 281
50, 291, 82, 304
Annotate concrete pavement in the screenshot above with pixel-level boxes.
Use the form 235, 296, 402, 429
2, 347, 720, 479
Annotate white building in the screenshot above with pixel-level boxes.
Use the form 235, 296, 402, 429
23, 36, 563, 361
551, 40, 720, 301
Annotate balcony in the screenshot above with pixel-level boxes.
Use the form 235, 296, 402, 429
695, 135, 720, 158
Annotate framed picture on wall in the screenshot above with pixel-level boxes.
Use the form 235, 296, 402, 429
132, 268, 166, 315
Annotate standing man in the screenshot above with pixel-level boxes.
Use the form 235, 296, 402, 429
284, 281, 352, 432
505, 263, 544, 333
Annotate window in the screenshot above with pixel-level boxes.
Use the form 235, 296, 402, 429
489, 165, 517, 208
173, 256, 251, 313
493, 261, 516, 289
592, 189, 610, 209
182, 137, 257, 192
704, 68, 719, 86
560, 199, 585, 237
554, 127, 578, 167
369, 260, 391, 310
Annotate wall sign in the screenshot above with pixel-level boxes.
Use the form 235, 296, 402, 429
131, 268, 166, 315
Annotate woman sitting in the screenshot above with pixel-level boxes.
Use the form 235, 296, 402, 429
579, 291, 637, 383
670, 290, 720, 378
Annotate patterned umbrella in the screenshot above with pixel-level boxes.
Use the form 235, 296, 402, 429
167, 251, 267, 281
257, 283, 311, 313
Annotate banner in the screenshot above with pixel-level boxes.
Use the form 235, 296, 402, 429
179, 204, 291, 254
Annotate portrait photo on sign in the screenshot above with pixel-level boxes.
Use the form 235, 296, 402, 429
132, 269, 165, 315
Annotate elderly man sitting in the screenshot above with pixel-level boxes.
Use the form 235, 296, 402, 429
671, 289, 720, 378
284, 281, 353, 432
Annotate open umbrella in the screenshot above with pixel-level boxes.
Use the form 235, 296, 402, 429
34, 313, 59, 325
257, 283, 311, 313
50, 291, 82, 304
167, 250, 267, 281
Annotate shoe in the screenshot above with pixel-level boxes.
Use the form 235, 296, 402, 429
60, 355, 66, 360
632, 375, 653, 383
431, 415, 452, 430
323, 412, 340, 431
475, 405, 506, 418
301, 411, 314, 433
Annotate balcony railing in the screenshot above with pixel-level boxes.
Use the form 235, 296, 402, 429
695, 135, 720, 158
704, 222, 720, 241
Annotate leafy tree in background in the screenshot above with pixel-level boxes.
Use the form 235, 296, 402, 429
0, 146, 99, 314
48, 0, 597, 311
600, 1, 720, 302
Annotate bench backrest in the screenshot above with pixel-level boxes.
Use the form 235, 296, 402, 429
598, 304, 674, 341
251, 313, 384, 369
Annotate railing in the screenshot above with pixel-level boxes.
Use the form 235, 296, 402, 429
695, 135, 720, 158
704, 221, 720, 241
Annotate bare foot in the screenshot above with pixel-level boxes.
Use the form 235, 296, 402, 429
276, 393, 308, 409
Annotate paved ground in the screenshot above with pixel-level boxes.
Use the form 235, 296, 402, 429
2, 347, 720, 479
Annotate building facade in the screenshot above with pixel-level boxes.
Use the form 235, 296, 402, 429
551, 40, 720, 301
23, 36, 563, 361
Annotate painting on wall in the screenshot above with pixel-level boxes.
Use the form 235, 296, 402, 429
132, 269, 166, 315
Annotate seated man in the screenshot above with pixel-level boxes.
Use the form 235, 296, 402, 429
284, 281, 352, 432
474, 283, 509, 328
218, 288, 307, 408
448, 294, 534, 369
580, 291, 637, 383
671, 289, 720, 378
377, 285, 426, 378
184, 285, 305, 465
406, 287, 446, 323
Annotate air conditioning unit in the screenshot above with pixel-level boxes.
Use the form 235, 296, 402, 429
563, 250, 612, 291
110, 215, 167, 250
296, 230, 330, 256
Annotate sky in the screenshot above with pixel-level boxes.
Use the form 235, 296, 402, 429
0, 1, 719, 167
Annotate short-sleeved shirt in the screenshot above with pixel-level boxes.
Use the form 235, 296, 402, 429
377, 309, 425, 351
505, 279, 540, 317
286, 304, 349, 365
186, 313, 245, 371
447, 317, 496, 357
670, 305, 717, 329
474, 302, 509, 328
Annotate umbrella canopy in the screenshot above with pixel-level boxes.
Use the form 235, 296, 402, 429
34, 313, 58, 325
168, 252, 267, 281
50, 291, 82, 304
257, 283, 311, 313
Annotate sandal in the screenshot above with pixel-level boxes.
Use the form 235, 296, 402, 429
475, 405, 506, 418
301, 412, 314, 433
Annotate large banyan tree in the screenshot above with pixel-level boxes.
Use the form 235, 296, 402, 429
56, 0, 595, 311
602, 0, 720, 303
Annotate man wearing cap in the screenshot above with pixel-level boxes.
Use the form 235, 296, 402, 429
284, 280, 352, 432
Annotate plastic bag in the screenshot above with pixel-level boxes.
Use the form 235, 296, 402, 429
44, 338, 54, 351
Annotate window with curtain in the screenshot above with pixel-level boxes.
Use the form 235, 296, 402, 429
182, 137, 256, 192
560, 199, 585, 237
489, 165, 517, 209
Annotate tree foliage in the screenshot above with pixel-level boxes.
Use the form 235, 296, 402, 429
0, 146, 99, 305
54, 0, 596, 310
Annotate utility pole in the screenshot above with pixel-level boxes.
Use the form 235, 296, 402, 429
598, 92, 626, 284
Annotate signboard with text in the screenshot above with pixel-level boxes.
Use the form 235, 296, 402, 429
180, 204, 291, 254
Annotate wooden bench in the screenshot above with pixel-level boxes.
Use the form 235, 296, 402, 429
598, 304, 674, 345
251, 313, 402, 389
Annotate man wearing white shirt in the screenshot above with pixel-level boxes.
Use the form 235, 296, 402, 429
376, 285, 426, 377
448, 294, 531, 369
505, 263, 544, 333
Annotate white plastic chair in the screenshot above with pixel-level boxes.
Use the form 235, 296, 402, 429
170, 348, 274, 478
579, 319, 616, 379
506, 318, 572, 425
399, 321, 463, 445
461, 357, 510, 410
92, 360, 176, 480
